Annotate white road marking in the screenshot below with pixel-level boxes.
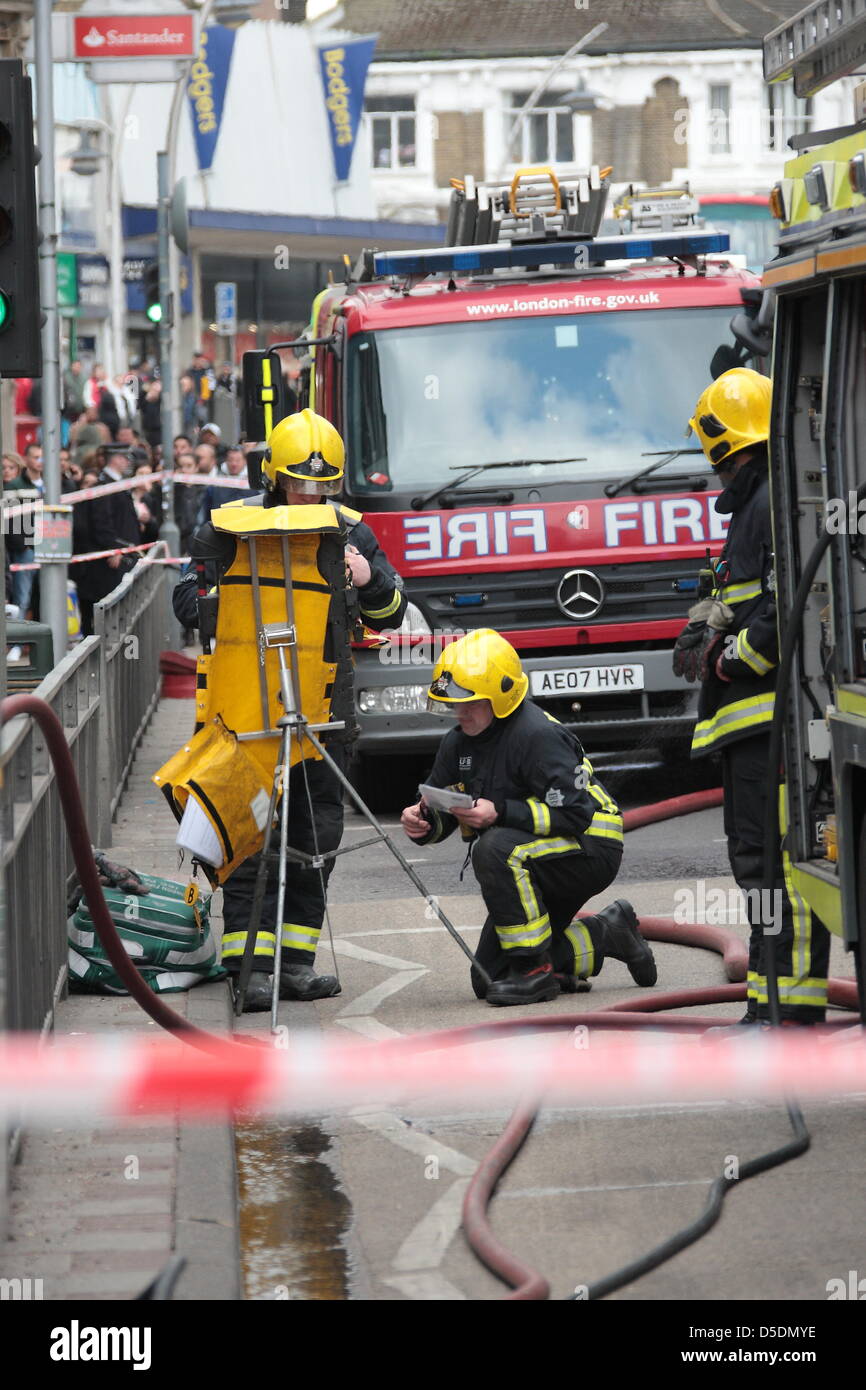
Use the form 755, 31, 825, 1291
334, 939, 425, 972
381, 1272, 467, 1301
349, 1110, 477, 1177
329, 921, 478, 1299
335, 1017, 402, 1041
338, 970, 427, 1018
392, 1177, 473, 1272
499, 1179, 713, 1199
336, 925, 483, 940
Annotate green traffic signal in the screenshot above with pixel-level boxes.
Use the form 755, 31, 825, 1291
146, 301, 162, 324
0, 288, 11, 331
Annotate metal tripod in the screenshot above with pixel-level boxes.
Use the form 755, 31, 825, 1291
230, 532, 491, 1029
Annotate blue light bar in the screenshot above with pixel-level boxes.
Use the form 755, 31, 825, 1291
373, 230, 730, 278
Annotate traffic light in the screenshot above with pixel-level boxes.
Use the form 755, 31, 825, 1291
0, 60, 41, 378
144, 261, 161, 324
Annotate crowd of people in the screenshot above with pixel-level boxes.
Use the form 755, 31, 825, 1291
3, 352, 249, 636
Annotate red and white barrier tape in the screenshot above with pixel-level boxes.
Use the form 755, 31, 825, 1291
0, 1029, 862, 1122
8, 541, 183, 571
2, 470, 252, 519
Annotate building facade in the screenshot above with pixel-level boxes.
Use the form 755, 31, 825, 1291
334, 0, 854, 265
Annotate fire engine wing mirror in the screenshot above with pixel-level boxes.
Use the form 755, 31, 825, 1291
728, 287, 776, 359
710, 343, 748, 379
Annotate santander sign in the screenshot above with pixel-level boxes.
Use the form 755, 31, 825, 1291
73, 15, 195, 61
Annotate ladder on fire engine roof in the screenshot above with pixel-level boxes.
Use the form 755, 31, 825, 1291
764, 0, 866, 98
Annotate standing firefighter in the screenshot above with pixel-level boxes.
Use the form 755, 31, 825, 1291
173, 410, 406, 1010
400, 629, 657, 1006
677, 367, 830, 1026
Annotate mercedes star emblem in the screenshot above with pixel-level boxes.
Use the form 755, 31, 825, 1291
555, 568, 605, 620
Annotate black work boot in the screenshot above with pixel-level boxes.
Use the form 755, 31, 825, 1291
705, 1012, 818, 1041
279, 964, 342, 1001
238, 973, 273, 1014
596, 900, 657, 987
486, 954, 561, 1008
704, 1004, 758, 1038
555, 973, 592, 994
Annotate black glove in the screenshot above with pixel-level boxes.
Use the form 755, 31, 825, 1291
673, 620, 710, 683
673, 598, 733, 683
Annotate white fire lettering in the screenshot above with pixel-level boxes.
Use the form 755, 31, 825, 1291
447, 512, 489, 557
604, 501, 640, 547
403, 516, 442, 561
603, 497, 730, 548
708, 502, 729, 540
660, 497, 704, 544
403, 508, 547, 562
509, 509, 547, 552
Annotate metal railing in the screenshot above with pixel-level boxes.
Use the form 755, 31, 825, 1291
94, 544, 175, 845
0, 638, 102, 1034
0, 549, 173, 1033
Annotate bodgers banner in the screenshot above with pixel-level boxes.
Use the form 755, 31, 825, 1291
316, 34, 378, 183
187, 24, 238, 173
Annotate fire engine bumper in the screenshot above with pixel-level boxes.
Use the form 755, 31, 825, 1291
352, 648, 699, 757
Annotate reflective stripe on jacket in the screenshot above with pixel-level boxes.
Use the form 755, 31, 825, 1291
691, 456, 778, 758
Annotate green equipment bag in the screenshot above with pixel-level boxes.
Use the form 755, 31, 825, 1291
68, 873, 226, 995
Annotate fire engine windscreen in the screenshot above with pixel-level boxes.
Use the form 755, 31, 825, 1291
347, 307, 737, 494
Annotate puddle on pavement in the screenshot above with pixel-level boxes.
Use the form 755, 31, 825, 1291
236, 1120, 352, 1300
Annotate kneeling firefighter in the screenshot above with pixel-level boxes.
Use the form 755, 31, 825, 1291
172, 410, 407, 1010
677, 367, 830, 1026
400, 629, 657, 1006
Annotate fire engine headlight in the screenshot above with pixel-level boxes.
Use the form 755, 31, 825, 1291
849, 152, 866, 198
358, 685, 429, 714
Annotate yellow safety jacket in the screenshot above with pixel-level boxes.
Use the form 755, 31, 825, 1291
154, 502, 345, 882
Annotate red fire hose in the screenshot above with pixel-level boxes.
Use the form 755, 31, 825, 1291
3, 695, 858, 1300
2, 695, 217, 1049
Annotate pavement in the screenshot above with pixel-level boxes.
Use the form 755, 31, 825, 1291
0, 697, 239, 1302
1, 695, 862, 1304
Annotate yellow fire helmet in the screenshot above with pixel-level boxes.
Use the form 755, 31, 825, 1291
688, 368, 772, 471
427, 628, 529, 719
262, 408, 345, 496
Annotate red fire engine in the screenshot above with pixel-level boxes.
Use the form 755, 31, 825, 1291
281, 170, 765, 797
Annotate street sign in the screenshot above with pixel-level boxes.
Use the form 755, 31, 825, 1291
215, 281, 237, 335
37, 7, 198, 83
73, 13, 195, 61
57, 253, 78, 311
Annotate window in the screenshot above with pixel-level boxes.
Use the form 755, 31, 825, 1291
56, 126, 102, 247
505, 91, 574, 164
346, 307, 738, 492
366, 95, 416, 169
766, 83, 813, 152
708, 83, 731, 153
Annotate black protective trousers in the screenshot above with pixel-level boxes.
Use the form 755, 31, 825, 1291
220, 745, 347, 976
468, 827, 623, 998
722, 734, 831, 1022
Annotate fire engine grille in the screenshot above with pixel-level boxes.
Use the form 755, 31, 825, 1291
411, 559, 702, 630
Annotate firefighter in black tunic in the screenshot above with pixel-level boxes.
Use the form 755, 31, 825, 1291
401, 628, 657, 1006
173, 410, 406, 1010
677, 367, 830, 1025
